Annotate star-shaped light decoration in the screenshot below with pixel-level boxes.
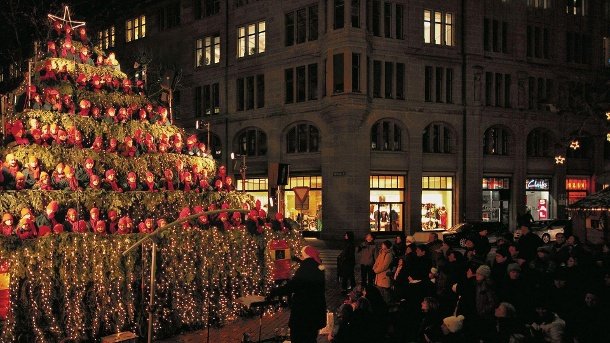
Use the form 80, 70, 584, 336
48, 5, 86, 31
555, 155, 565, 164
606, 111, 610, 121
569, 140, 580, 150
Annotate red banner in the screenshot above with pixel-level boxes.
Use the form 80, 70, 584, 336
269, 240, 291, 280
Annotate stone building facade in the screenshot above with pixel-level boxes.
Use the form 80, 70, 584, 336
87, 0, 610, 239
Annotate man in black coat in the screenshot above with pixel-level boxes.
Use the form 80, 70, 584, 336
270, 245, 326, 343
517, 223, 543, 262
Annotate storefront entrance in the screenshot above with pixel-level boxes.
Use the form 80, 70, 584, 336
370, 175, 405, 232
482, 177, 510, 226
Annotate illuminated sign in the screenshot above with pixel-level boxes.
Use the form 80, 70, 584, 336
566, 178, 589, 191
526, 178, 550, 190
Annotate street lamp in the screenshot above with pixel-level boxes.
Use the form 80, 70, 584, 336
195, 120, 211, 155
231, 152, 247, 192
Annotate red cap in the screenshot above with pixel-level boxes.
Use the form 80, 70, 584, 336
302, 246, 322, 264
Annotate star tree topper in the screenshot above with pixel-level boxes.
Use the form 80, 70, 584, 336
48, 5, 86, 31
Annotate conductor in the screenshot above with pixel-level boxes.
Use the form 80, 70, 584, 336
269, 245, 326, 343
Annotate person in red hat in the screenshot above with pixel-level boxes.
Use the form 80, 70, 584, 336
1, 213, 14, 236
116, 217, 131, 234
103, 169, 122, 192
2, 153, 21, 182
122, 79, 132, 94
39, 61, 57, 83
16, 208, 37, 239
180, 171, 196, 192
36, 201, 60, 228
121, 136, 137, 157
106, 138, 118, 153
193, 206, 210, 230
88, 208, 101, 232
231, 211, 243, 228
78, 99, 91, 116
64, 208, 79, 232
78, 27, 88, 45
107, 210, 119, 234
76, 157, 95, 187
62, 94, 75, 114
23, 156, 41, 188
51, 162, 66, 187
93, 220, 107, 235
47, 41, 57, 57
153, 106, 170, 126
139, 218, 155, 234
52, 224, 65, 234
143, 171, 158, 192
178, 207, 192, 229
185, 135, 199, 156
269, 245, 326, 343
91, 74, 102, 92
246, 209, 261, 235
123, 171, 141, 191
78, 46, 93, 65
162, 169, 175, 191
70, 130, 84, 148
271, 212, 288, 232
64, 166, 80, 191
104, 106, 117, 124
89, 174, 102, 190
37, 225, 52, 237
91, 135, 104, 152
35, 172, 53, 190
143, 134, 157, 153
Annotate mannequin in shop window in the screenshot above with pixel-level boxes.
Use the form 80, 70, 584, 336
438, 207, 448, 229
390, 210, 399, 231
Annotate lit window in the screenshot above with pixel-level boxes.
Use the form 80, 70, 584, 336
97, 26, 115, 49
445, 13, 453, 46
238, 21, 266, 57
126, 15, 146, 42
196, 34, 220, 66
424, 10, 431, 43
424, 10, 454, 46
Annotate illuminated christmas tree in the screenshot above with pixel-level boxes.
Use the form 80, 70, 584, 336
0, 6, 301, 341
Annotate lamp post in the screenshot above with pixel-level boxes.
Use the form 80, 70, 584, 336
231, 152, 247, 192
196, 120, 211, 155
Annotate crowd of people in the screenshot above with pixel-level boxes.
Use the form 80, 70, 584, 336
332, 225, 610, 343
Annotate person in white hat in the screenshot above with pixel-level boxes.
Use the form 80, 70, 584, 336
269, 245, 326, 343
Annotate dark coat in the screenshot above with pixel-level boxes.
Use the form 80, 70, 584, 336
337, 240, 356, 278
271, 257, 326, 331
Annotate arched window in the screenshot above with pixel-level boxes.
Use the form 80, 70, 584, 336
371, 119, 403, 151
527, 128, 554, 157
422, 122, 453, 153
567, 131, 593, 159
236, 128, 267, 157
287, 123, 320, 153
483, 126, 510, 156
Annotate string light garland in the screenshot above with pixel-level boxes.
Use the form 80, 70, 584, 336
0, 6, 305, 342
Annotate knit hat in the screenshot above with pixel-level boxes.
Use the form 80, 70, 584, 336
301, 245, 322, 264
507, 263, 521, 273
442, 315, 464, 333
476, 265, 491, 279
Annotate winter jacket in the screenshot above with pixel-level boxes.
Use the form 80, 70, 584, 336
372, 249, 393, 288
358, 241, 377, 266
